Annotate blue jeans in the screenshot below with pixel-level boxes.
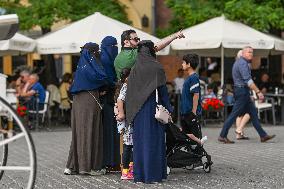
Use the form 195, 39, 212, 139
220, 87, 267, 138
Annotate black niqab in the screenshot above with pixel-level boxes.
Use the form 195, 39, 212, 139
125, 40, 166, 124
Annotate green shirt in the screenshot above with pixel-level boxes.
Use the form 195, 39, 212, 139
114, 48, 138, 80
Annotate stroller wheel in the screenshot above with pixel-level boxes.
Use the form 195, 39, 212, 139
185, 164, 194, 170
167, 166, 171, 175
203, 162, 211, 173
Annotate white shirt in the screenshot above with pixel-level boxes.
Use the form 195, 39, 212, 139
118, 83, 127, 101
173, 77, 184, 94
208, 62, 217, 70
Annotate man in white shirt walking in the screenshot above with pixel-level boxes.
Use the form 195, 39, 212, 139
173, 69, 185, 94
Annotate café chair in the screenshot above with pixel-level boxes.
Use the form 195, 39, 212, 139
29, 91, 50, 124
252, 91, 276, 125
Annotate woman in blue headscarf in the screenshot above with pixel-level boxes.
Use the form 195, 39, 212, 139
64, 42, 108, 176
100, 36, 121, 171
100, 36, 118, 86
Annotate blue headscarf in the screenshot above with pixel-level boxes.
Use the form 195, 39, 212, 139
70, 42, 108, 94
100, 36, 118, 86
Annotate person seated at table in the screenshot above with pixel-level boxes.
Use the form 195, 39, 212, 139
7, 74, 19, 89
258, 72, 270, 94
59, 73, 72, 110
15, 69, 31, 96
18, 73, 46, 111
59, 73, 73, 124
202, 83, 216, 100
199, 67, 209, 84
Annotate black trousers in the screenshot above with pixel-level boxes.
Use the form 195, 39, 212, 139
180, 114, 202, 139
122, 144, 133, 169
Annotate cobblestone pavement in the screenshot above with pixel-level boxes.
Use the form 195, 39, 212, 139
1, 125, 283, 189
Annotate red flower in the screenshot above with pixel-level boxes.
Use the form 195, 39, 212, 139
202, 98, 224, 111
17, 105, 28, 117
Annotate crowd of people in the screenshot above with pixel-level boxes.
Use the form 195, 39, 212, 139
60, 28, 277, 184
7, 28, 277, 184
12, 70, 45, 128
63, 30, 187, 183
7, 66, 74, 128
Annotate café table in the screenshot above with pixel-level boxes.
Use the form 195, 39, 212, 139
265, 92, 284, 124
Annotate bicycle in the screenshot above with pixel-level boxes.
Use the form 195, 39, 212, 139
0, 96, 36, 189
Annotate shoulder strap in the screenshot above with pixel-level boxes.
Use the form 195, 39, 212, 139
88, 91, 103, 110
156, 89, 158, 104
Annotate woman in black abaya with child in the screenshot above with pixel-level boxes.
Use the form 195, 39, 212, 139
126, 40, 173, 183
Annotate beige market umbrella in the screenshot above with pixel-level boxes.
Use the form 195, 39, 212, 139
36, 12, 169, 55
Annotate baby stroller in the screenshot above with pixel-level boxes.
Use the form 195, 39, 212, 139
166, 121, 213, 174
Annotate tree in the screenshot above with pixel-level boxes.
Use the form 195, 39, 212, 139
157, 0, 284, 38
224, 0, 284, 34
0, 0, 129, 85
64, 0, 130, 24
1, 0, 129, 33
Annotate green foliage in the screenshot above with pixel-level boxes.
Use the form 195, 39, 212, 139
224, 0, 284, 32
157, 0, 284, 38
0, 0, 129, 32
65, 0, 129, 24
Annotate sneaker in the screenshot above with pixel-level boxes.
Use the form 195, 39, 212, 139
201, 136, 208, 145
121, 168, 133, 180
64, 168, 77, 175
129, 163, 133, 175
121, 172, 129, 180
194, 160, 203, 169
88, 169, 106, 176
127, 171, 134, 180
64, 168, 71, 175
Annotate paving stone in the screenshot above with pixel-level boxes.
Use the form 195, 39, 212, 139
0, 124, 283, 189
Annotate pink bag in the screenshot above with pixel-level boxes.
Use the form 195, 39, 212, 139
155, 89, 170, 124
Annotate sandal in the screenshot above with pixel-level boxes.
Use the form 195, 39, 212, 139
236, 135, 249, 140
235, 130, 242, 135
235, 130, 249, 140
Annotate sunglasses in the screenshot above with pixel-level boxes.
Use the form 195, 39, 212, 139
129, 37, 140, 42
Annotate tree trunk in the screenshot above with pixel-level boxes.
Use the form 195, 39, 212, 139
40, 27, 58, 87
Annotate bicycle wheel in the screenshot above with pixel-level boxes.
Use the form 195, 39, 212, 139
0, 97, 36, 189
0, 131, 8, 180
